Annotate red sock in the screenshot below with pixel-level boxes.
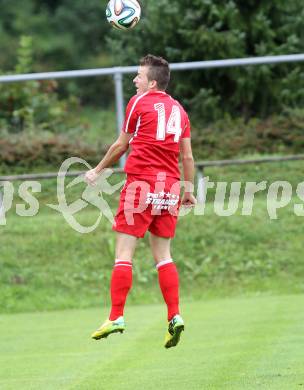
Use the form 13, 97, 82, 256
157, 260, 180, 321
109, 260, 132, 321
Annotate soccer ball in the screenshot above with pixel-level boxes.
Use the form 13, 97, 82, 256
106, 0, 141, 30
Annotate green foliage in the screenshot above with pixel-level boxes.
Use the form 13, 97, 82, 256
0, 35, 83, 134
107, 0, 304, 122
191, 108, 304, 159
0, 131, 104, 167
0, 0, 109, 70
0, 0, 114, 106
2, 104, 304, 168
1, 1, 304, 126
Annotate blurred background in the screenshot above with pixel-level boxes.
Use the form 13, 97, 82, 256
0, 0, 304, 313
1, 0, 304, 169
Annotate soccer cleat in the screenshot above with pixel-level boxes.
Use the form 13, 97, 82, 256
164, 314, 184, 349
91, 316, 125, 340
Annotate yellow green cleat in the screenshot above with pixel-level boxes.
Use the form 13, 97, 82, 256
91, 316, 125, 340
164, 315, 184, 349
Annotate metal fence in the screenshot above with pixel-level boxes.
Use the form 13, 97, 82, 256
1, 54, 304, 167
1, 154, 303, 182
1, 155, 303, 209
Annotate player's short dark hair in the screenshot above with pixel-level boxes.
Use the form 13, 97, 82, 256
139, 54, 170, 91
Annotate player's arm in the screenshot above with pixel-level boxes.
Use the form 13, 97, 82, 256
85, 131, 133, 186
85, 95, 138, 185
180, 138, 197, 207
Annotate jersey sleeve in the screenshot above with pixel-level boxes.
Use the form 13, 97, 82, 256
122, 95, 140, 134
181, 111, 191, 138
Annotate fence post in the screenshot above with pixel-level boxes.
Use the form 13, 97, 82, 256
196, 167, 205, 204
114, 70, 125, 168
0, 190, 3, 220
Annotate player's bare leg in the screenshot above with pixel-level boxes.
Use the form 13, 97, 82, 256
149, 233, 184, 348
149, 233, 172, 264
115, 232, 138, 262
91, 232, 137, 340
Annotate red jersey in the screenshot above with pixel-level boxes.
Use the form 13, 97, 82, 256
122, 90, 191, 179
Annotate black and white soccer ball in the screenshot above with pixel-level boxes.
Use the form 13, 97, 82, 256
106, 0, 141, 30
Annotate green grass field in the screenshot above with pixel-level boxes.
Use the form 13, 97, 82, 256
1, 159, 304, 312
1, 194, 303, 313
1, 295, 304, 389
1, 160, 304, 388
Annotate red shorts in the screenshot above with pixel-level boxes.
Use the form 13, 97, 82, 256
112, 173, 181, 238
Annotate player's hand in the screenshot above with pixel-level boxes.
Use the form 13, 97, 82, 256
181, 192, 197, 208
84, 168, 99, 186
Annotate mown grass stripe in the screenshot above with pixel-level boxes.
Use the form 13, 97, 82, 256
1, 295, 303, 389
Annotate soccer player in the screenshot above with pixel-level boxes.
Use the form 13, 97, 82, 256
85, 54, 196, 348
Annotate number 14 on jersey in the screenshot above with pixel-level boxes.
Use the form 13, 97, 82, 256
154, 103, 182, 143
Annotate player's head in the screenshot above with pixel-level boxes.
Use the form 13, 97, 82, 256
133, 54, 170, 94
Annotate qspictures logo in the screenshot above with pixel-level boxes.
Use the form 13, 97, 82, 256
0, 158, 125, 233
1, 157, 304, 233
47, 158, 125, 233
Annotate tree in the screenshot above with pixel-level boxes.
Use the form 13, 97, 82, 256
106, 0, 304, 122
